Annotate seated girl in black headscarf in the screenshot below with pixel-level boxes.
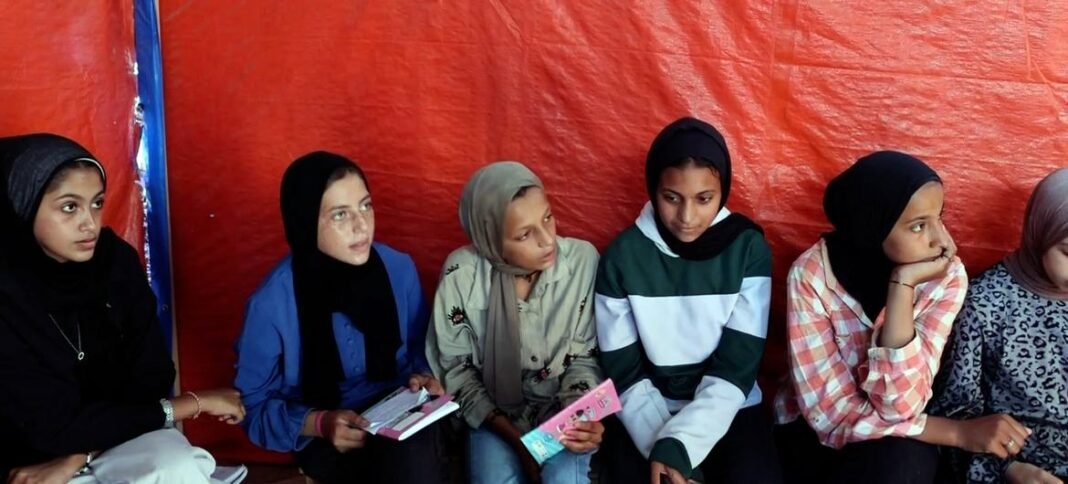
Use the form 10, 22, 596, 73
773, 151, 1023, 484
234, 152, 444, 484
596, 117, 781, 484
0, 133, 245, 484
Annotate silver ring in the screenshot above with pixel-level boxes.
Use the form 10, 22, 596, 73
1006, 439, 1016, 449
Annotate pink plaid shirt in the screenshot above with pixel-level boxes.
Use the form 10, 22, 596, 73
773, 239, 967, 448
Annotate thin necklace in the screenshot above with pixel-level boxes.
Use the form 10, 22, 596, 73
47, 313, 84, 361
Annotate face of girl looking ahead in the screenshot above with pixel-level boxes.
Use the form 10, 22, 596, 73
317, 172, 375, 266
33, 165, 105, 263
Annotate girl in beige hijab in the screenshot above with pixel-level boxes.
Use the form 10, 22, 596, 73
426, 161, 603, 484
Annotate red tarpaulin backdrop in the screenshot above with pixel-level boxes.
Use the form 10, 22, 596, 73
159, 1, 1068, 462
0, 1, 144, 247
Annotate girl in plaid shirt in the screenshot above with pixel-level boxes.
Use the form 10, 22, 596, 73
774, 151, 1026, 484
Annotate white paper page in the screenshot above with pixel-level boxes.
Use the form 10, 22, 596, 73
397, 401, 460, 441
361, 387, 429, 432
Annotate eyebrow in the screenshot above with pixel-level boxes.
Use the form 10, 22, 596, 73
662, 189, 718, 196
513, 208, 552, 234
904, 215, 932, 224
325, 195, 371, 212
53, 190, 105, 202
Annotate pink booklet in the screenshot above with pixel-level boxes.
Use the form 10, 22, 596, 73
520, 379, 622, 464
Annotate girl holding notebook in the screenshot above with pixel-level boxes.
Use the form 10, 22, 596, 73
234, 152, 444, 484
426, 161, 604, 484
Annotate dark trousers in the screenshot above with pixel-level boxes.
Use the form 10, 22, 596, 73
775, 419, 939, 484
603, 405, 784, 484
295, 419, 446, 484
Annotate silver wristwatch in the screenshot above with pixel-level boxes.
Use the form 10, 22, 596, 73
159, 398, 175, 428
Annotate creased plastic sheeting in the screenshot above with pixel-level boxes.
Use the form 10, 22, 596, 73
160, 1, 1068, 462
0, 1, 143, 248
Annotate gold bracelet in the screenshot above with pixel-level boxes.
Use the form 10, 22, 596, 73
184, 391, 202, 419
889, 279, 916, 289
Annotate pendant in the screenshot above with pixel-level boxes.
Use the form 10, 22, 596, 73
77, 352, 85, 361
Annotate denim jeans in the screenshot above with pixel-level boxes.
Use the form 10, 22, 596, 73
467, 428, 593, 484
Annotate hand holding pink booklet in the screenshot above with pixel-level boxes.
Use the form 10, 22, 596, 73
520, 379, 622, 464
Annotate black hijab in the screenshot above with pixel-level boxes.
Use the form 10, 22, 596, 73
0, 133, 114, 312
280, 151, 401, 409
645, 117, 762, 260
822, 150, 941, 321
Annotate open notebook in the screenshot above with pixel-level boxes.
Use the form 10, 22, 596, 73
360, 387, 459, 441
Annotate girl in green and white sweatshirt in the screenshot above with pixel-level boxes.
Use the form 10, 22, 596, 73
595, 117, 782, 484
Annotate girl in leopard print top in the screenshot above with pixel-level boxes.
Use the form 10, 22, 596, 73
931, 168, 1068, 483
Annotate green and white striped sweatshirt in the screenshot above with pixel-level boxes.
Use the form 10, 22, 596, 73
595, 202, 771, 479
